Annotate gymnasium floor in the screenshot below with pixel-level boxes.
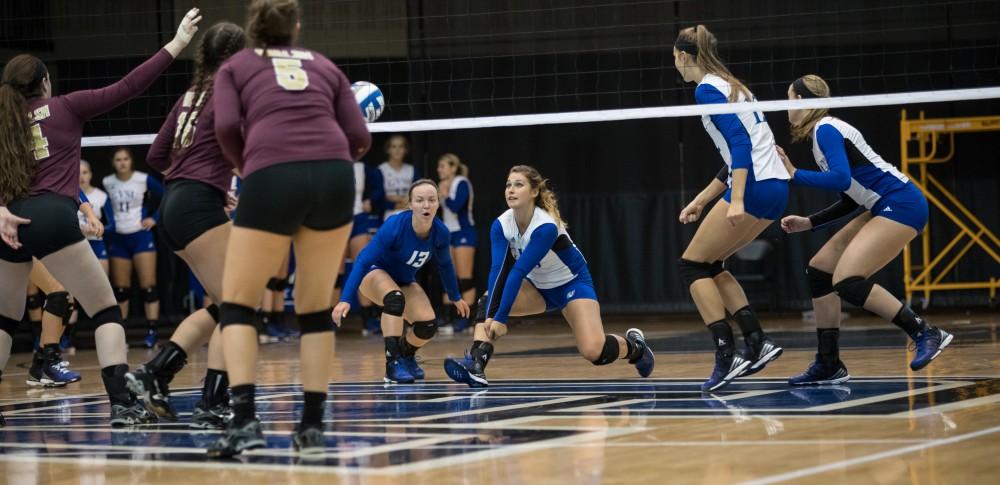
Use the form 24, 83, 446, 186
1, 312, 998, 484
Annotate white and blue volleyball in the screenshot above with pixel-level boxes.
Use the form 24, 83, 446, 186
352, 81, 384, 123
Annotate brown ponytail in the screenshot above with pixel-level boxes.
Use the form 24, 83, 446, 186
439, 153, 469, 178
247, 0, 299, 48
0, 55, 47, 204
509, 165, 565, 229
789, 74, 832, 143
175, 22, 246, 150
676, 25, 751, 103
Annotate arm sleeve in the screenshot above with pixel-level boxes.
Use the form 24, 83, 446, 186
366, 166, 386, 214
143, 176, 165, 223
102, 199, 116, 233
807, 193, 861, 230
492, 223, 558, 324
484, 220, 511, 317
792, 124, 853, 192
147, 98, 182, 173
715, 165, 729, 183
434, 227, 463, 301
696, 83, 752, 171
339, 220, 393, 303
332, 67, 372, 160
62, 49, 174, 121
444, 180, 469, 212
213, 64, 245, 170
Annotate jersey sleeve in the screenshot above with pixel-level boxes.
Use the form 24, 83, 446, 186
339, 217, 394, 303
484, 219, 511, 318
696, 83, 752, 171
792, 124, 852, 192
78, 190, 89, 205
142, 176, 165, 223
147, 97, 182, 173
445, 179, 469, 212
807, 193, 861, 230
433, 224, 463, 301
62, 49, 174, 121
331, 66, 372, 160
492, 223, 558, 324
213, 63, 245, 170
365, 166, 386, 215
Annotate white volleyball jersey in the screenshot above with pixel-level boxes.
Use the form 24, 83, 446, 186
812, 117, 909, 209
78, 187, 108, 241
442, 175, 474, 232
497, 207, 584, 289
379, 162, 415, 219
353, 162, 365, 215
103, 171, 152, 234
698, 73, 789, 182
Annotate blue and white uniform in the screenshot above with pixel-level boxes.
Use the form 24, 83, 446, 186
443, 175, 476, 247
485, 207, 594, 325
796, 117, 928, 232
351, 162, 385, 238
378, 162, 416, 220
697, 73, 790, 219
102, 170, 164, 258
340, 210, 462, 304
78, 187, 109, 260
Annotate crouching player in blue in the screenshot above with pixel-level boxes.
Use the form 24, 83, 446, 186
333, 179, 470, 383
444, 165, 654, 388
778, 74, 952, 385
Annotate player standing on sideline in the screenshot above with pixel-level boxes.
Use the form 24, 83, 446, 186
778, 74, 952, 384
0, 8, 202, 425
79, 160, 110, 272
208, 0, 370, 457
443, 166, 654, 388
333, 180, 470, 383
437, 153, 477, 334
125, 22, 247, 428
332, 161, 384, 335
102, 147, 164, 347
379, 134, 417, 220
672, 25, 788, 392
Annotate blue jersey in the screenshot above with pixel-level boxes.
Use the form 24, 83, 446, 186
486, 207, 590, 324
340, 210, 461, 303
442, 176, 475, 232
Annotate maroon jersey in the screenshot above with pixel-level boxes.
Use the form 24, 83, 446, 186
213, 47, 370, 177
147, 90, 231, 193
26, 49, 174, 201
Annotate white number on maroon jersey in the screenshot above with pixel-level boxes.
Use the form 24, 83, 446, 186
272, 58, 309, 91
30, 124, 49, 160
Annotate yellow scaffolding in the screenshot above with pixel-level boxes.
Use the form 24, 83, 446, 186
899, 110, 1000, 307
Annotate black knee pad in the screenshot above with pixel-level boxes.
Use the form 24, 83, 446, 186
832, 276, 874, 307
142, 286, 159, 303
709, 260, 726, 277
807, 266, 835, 298
298, 309, 334, 334
474, 293, 489, 322
266, 277, 289, 292
334, 273, 347, 289
26, 293, 44, 310
0, 314, 19, 336
92, 305, 124, 326
382, 290, 405, 317
591, 335, 620, 366
411, 320, 438, 339
459, 278, 476, 294
206, 304, 220, 323
219, 303, 257, 329
678, 258, 714, 287
43, 291, 71, 320
113, 287, 130, 303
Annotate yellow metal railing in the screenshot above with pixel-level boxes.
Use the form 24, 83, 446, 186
900, 110, 1000, 307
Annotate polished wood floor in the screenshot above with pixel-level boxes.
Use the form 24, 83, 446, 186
1, 311, 999, 484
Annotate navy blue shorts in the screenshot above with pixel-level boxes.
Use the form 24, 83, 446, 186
536, 275, 598, 312
723, 178, 789, 220
870, 184, 928, 232
89, 239, 108, 260
106, 230, 156, 259
450, 228, 478, 248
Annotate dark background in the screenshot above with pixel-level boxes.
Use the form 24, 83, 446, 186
3, 0, 998, 320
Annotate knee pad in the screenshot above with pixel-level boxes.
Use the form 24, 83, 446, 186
0, 314, 19, 336
298, 309, 334, 334
591, 335, 620, 366
459, 278, 476, 294
113, 287, 130, 303
43, 291, 71, 320
709, 260, 726, 277
92, 305, 124, 326
26, 293, 44, 310
266, 277, 289, 292
411, 320, 438, 340
806, 266, 835, 298
219, 303, 257, 329
474, 293, 489, 323
142, 286, 159, 303
678, 258, 714, 287
206, 304, 220, 323
382, 290, 405, 317
832, 276, 874, 307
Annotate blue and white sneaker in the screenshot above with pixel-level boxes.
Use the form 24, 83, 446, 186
362, 317, 383, 337
260, 322, 284, 344
55, 359, 81, 383
910, 327, 953, 371
384, 359, 416, 384
739, 334, 783, 377
144, 328, 158, 349
443, 355, 488, 388
788, 356, 850, 386
625, 328, 655, 378
27, 349, 76, 387
701, 351, 750, 392
401, 356, 425, 380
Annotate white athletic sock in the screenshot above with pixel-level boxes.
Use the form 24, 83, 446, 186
0, 330, 12, 371
94, 323, 128, 368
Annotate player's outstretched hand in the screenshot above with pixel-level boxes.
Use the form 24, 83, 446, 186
780, 215, 812, 233
332, 301, 351, 326
165, 8, 202, 56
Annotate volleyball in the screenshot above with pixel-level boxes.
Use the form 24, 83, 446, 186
352, 81, 384, 123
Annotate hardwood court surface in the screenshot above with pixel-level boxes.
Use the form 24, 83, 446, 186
1, 312, 998, 484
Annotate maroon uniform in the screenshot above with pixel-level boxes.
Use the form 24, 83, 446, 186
213, 47, 370, 176
147, 90, 231, 193
27, 49, 174, 201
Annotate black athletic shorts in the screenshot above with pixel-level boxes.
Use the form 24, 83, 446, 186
0, 193, 85, 262
160, 179, 229, 251
234, 159, 354, 235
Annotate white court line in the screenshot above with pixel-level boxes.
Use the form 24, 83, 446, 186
553, 389, 789, 411
890, 393, 1000, 418
806, 380, 972, 411
739, 425, 1000, 485
407, 395, 598, 422
557, 438, 930, 447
